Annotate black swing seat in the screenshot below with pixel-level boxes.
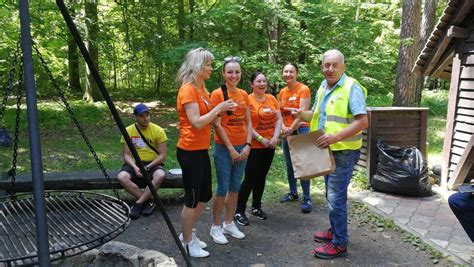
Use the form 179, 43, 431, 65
0, 190, 130, 265
0, 170, 183, 196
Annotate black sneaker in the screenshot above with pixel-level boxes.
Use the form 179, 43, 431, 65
279, 192, 299, 203
234, 212, 249, 226
251, 208, 267, 220
129, 202, 142, 220
141, 199, 156, 216
301, 197, 312, 214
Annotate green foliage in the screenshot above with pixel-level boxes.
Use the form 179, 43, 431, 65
1, 1, 409, 100
420, 90, 448, 116
366, 93, 393, 107
350, 169, 370, 190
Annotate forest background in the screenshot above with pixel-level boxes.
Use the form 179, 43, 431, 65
0, 0, 451, 174
0, 0, 449, 103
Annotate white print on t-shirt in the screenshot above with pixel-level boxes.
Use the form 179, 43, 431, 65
288, 96, 297, 101
131, 136, 146, 148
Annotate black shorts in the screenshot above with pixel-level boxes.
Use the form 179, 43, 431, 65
120, 163, 165, 187
177, 147, 212, 208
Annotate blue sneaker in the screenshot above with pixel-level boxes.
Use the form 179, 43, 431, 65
279, 193, 299, 203
302, 197, 312, 213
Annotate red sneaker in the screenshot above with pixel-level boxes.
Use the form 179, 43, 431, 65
313, 242, 347, 259
313, 228, 333, 242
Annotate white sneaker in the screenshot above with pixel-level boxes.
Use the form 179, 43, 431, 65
210, 225, 229, 244
223, 221, 245, 239
179, 229, 207, 249
183, 241, 209, 258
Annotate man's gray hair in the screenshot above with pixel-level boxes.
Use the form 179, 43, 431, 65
322, 49, 345, 65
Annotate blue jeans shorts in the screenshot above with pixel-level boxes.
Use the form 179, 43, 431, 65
213, 143, 248, 196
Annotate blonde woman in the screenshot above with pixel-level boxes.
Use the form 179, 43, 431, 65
176, 48, 236, 258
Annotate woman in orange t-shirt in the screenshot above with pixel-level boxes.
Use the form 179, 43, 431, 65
176, 48, 236, 258
234, 71, 282, 226
209, 57, 252, 245
278, 62, 313, 214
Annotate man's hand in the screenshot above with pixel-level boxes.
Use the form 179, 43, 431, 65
315, 133, 340, 149
133, 165, 143, 177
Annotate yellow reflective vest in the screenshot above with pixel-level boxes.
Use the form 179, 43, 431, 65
310, 76, 367, 151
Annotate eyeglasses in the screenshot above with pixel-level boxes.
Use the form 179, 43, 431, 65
224, 56, 241, 63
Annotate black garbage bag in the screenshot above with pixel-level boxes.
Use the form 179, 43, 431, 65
370, 140, 431, 196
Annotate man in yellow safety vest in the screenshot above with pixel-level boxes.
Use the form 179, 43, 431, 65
290, 49, 368, 259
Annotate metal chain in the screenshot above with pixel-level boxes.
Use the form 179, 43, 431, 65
32, 41, 120, 199
0, 40, 21, 123
9, 59, 23, 199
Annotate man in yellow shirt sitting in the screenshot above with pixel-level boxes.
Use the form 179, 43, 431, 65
118, 103, 168, 219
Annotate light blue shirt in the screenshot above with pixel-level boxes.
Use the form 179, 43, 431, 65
312, 74, 367, 130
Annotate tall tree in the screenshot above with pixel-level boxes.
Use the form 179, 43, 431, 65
84, 2, 103, 102
189, 0, 195, 40
177, 0, 185, 42
414, 0, 439, 104
155, 0, 164, 95
393, 0, 422, 106
67, 6, 81, 92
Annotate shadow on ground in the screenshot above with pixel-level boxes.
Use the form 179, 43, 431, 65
116, 196, 453, 266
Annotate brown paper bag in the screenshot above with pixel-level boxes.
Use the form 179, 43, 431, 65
287, 130, 336, 180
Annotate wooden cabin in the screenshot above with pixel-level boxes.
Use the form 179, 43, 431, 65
413, 0, 474, 189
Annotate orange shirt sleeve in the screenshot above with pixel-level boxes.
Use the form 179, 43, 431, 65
300, 85, 311, 100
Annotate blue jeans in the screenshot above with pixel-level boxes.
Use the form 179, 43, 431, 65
449, 192, 474, 242
324, 149, 360, 247
282, 126, 311, 198
213, 143, 248, 196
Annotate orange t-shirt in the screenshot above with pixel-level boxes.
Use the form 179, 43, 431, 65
177, 83, 213, 151
210, 88, 249, 146
278, 82, 311, 128
248, 94, 280, 149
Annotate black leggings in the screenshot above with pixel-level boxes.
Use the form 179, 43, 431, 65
177, 147, 212, 208
236, 148, 275, 213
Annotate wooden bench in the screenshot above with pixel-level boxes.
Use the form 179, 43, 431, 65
0, 170, 183, 197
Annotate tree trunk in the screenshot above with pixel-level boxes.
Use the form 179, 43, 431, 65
177, 0, 185, 42
414, 0, 439, 104
83, 2, 102, 102
267, 4, 279, 95
111, 39, 117, 90
189, 0, 195, 40
155, 0, 163, 97
298, 19, 307, 64
393, 0, 421, 107
67, 6, 81, 93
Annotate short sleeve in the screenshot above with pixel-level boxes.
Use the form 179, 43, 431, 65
210, 89, 224, 107
241, 90, 250, 106
155, 126, 168, 143
267, 95, 279, 110
180, 84, 199, 105
300, 85, 311, 99
349, 83, 367, 116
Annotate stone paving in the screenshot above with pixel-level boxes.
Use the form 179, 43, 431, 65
350, 186, 474, 266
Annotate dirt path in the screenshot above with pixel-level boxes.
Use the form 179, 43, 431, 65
116, 197, 451, 266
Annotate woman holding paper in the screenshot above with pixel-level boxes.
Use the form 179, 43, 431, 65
278, 62, 312, 213
234, 71, 282, 226
209, 56, 252, 244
